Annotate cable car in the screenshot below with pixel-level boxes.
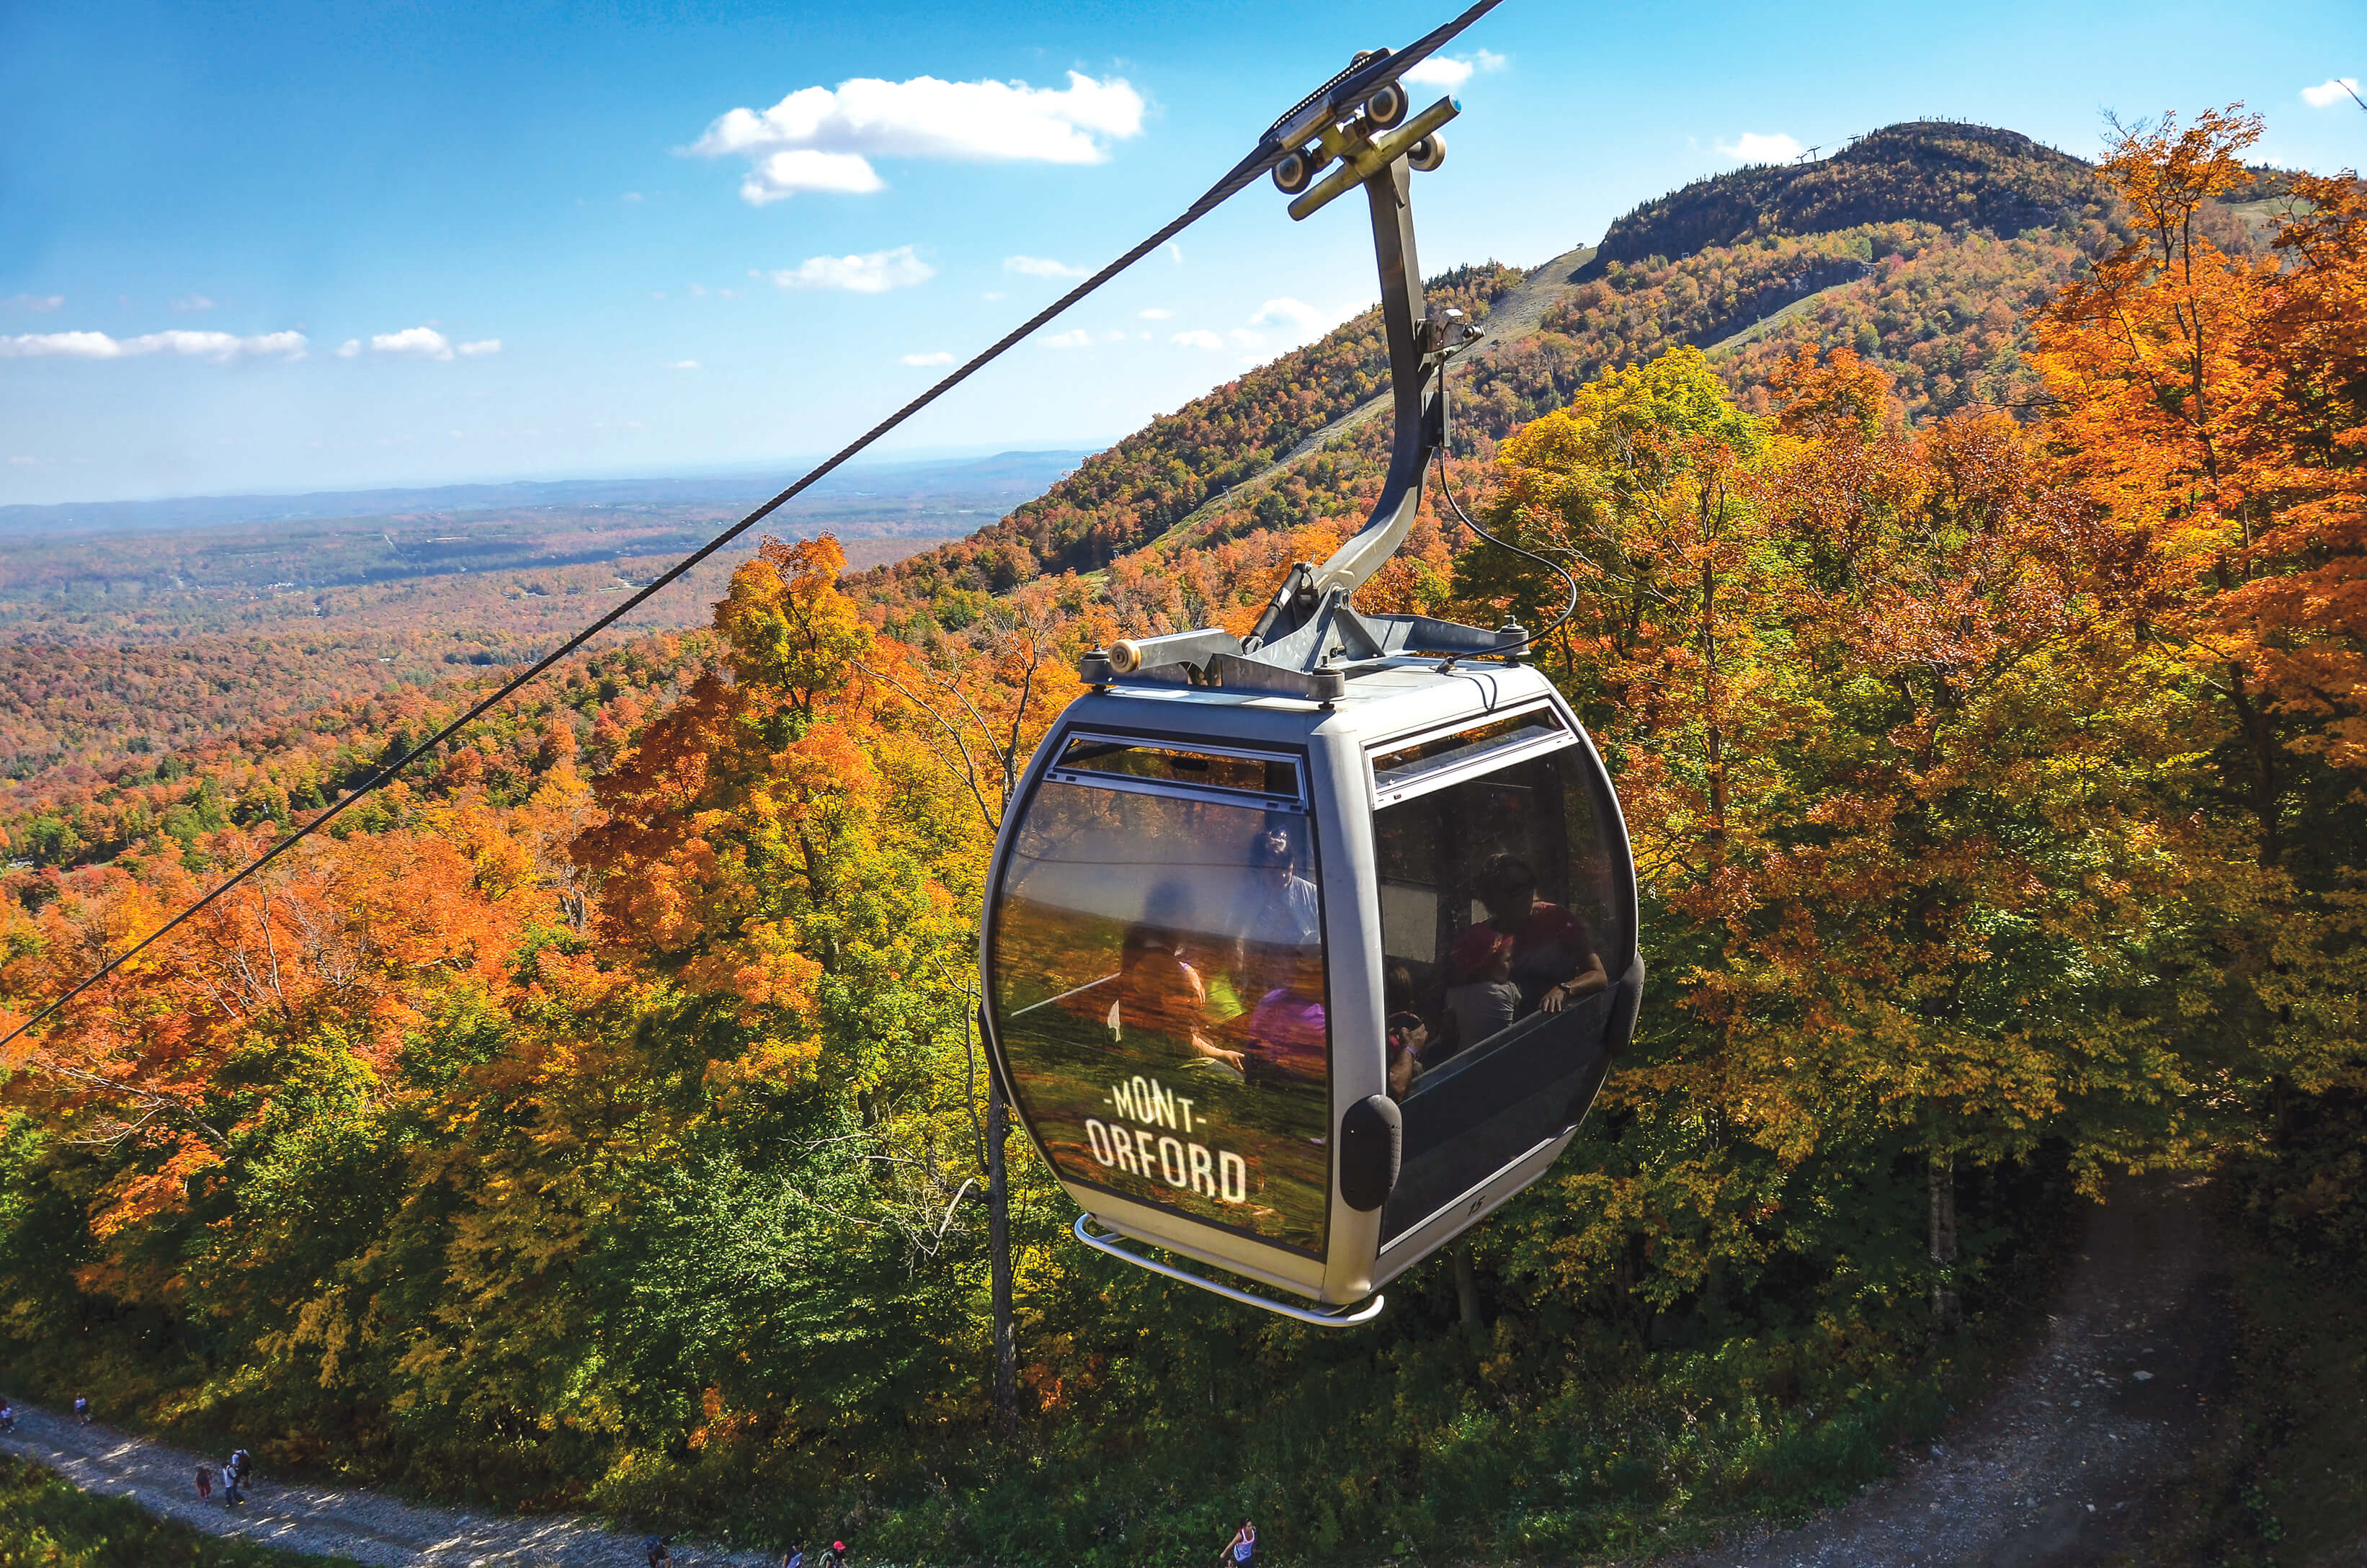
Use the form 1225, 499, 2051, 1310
978, 32, 1643, 1324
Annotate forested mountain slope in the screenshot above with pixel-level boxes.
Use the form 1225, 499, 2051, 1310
1590, 120, 2100, 266
857, 120, 2139, 629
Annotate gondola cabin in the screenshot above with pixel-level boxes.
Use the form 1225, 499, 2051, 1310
981, 660, 1642, 1319
977, 23, 1642, 1322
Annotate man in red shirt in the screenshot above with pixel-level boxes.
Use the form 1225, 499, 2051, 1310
1449, 854, 1608, 1020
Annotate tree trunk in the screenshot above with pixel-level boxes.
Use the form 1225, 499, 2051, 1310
1452, 1242, 1484, 1345
1927, 1149, 1962, 1333
986, 1075, 1018, 1432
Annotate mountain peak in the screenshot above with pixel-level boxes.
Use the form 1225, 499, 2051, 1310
1589, 120, 2100, 271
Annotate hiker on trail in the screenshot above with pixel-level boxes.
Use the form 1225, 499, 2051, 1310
220, 1461, 243, 1508
72, 1396, 88, 1425
1223, 1521, 1256, 1568
820, 1538, 847, 1568
783, 1543, 806, 1568
0, 1400, 14, 1433
195, 1462, 212, 1501
643, 1535, 671, 1567
231, 1448, 251, 1488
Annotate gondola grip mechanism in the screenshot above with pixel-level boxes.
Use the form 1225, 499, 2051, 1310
1285, 96, 1461, 221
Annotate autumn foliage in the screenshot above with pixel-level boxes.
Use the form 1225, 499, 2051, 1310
0, 109, 2361, 1564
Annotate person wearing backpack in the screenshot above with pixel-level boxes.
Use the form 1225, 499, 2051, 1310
643, 1536, 671, 1567
220, 1461, 243, 1509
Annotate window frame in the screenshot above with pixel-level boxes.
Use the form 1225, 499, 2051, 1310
1048, 730, 1309, 813
1364, 700, 1577, 811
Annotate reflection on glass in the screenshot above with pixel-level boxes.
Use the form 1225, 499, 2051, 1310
989, 773, 1331, 1255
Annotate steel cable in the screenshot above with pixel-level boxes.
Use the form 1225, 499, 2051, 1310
0, 0, 1511, 1054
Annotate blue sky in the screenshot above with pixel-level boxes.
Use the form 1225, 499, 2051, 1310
1, 0, 2360, 507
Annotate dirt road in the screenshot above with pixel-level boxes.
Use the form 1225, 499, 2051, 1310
0, 1399, 777, 1567
1670, 1174, 2231, 1568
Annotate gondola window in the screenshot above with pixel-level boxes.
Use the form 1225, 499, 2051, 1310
989, 744, 1331, 1255
1370, 731, 1628, 1242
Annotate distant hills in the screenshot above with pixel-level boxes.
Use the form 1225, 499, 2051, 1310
0, 450, 1089, 540
860, 120, 2149, 625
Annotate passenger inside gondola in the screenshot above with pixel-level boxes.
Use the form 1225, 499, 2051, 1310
1448, 852, 1608, 1032
1442, 932, 1518, 1052
1386, 1011, 1427, 1100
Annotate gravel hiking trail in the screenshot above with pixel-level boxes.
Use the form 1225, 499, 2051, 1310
0, 1400, 778, 1567
1666, 1172, 2234, 1568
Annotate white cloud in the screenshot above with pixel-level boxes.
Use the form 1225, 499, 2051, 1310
770, 246, 935, 293
1005, 255, 1088, 279
2301, 77, 2361, 107
1402, 57, 1471, 89
622, 190, 645, 202
372, 326, 454, 360
1716, 131, 1804, 163
1251, 297, 1325, 332
1045, 329, 1094, 349
7, 455, 38, 467
171, 293, 216, 312
669, 360, 701, 370
1402, 50, 1506, 89
1138, 306, 1173, 320
1229, 327, 1265, 349
1170, 329, 1224, 349
457, 339, 502, 357
335, 339, 361, 358
2, 295, 63, 312
734, 150, 886, 204
900, 350, 955, 366
1164, 241, 1184, 265
0, 329, 306, 362
982, 290, 1008, 301
688, 71, 1144, 205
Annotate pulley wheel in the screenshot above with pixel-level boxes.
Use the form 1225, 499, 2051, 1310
1407, 133, 1445, 173
1365, 83, 1408, 130
1272, 149, 1312, 195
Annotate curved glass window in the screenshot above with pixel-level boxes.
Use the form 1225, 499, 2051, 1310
989, 745, 1330, 1256
1371, 734, 1627, 1241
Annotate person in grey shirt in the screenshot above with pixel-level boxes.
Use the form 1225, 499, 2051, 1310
1243, 822, 1319, 948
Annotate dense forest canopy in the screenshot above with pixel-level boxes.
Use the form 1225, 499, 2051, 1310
0, 110, 2362, 1562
